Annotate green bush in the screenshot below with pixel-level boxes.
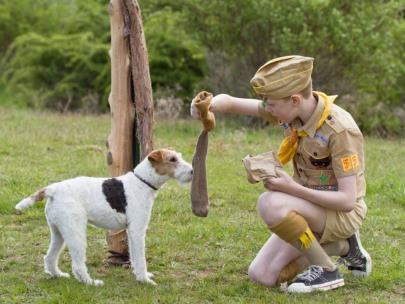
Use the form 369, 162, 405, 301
0, 0, 205, 112
178, 0, 405, 135
1, 32, 110, 111
144, 8, 206, 100
0, 0, 74, 54
0, 0, 404, 135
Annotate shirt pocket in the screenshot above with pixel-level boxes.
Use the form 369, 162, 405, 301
300, 167, 337, 189
302, 138, 332, 169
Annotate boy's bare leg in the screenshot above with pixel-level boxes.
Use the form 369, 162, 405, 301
250, 191, 344, 292
248, 190, 331, 286
248, 233, 302, 286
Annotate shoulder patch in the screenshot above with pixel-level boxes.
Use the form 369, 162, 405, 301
340, 154, 360, 172
102, 178, 127, 213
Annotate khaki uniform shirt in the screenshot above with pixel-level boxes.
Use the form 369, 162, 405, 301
259, 92, 366, 201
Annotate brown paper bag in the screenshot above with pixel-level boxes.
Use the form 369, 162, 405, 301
242, 151, 282, 183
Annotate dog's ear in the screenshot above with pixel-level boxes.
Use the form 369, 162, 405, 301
148, 150, 163, 163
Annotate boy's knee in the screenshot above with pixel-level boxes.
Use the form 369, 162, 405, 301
257, 192, 273, 213
256, 192, 286, 225
248, 263, 277, 287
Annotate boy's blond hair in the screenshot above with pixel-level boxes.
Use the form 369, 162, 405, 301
297, 81, 312, 99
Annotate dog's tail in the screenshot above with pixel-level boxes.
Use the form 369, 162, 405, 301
15, 188, 48, 211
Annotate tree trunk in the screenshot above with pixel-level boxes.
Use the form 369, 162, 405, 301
106, 0, 153, 174
105, 0, 154, 259
122, 0, 154, 159
107, 0, 135, 176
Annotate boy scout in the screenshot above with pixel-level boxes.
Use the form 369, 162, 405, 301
191, 55, 371, 293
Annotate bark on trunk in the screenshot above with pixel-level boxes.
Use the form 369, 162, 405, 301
106, 0, 154, 175
107, 0, 135, 176
122, 0, 154, 159
105, 0, 154, 257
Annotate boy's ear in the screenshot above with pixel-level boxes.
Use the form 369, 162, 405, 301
291, 94, 302, 105
148, 150, 163, 163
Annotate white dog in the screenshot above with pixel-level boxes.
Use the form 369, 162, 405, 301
15, 148, 193, 286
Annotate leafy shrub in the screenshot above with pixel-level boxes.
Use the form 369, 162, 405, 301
0, 0, 205, 112
178, 0, 405, 135
0, 0, 404, 135
1, 32, 110, 111
144, 8, 206, 100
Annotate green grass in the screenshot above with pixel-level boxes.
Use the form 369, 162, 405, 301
0, 107, 404, 303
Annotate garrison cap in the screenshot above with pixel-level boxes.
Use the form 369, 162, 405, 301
250, 55, 314, 99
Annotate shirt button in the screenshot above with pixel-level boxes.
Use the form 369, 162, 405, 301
297, 152, 301, 156
299, 168, 303, 172
327, 115, 332, 120
313, 152, 318, 156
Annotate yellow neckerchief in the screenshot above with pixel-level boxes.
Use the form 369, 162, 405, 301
277, 92, 336, 165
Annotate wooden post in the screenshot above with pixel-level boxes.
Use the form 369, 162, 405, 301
122, 0, 154, 159
106, 0, 154, 175
107, 0, 135, 176
106, 0, 154, 259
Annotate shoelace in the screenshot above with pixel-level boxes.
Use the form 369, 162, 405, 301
297, 265, 323, 282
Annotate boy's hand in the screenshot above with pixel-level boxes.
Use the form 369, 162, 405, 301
190, 96, 201, 119
190, 93, 231, 119
264, 169, 297, 194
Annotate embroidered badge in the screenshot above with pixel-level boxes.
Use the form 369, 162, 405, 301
319, 173, 329, 184
314, 132, 329, 145
341, 154, 360, 172
351, 154, 359, 169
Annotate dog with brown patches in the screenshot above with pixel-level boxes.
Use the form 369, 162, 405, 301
15, 148, 193, 286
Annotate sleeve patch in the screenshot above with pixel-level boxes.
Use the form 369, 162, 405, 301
340, 154, 360, 172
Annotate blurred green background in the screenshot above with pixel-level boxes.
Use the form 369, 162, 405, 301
0, 0, 404, 135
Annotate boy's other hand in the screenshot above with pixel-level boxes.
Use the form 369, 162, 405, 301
264, 168, 297, 194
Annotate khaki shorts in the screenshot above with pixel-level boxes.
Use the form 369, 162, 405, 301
320, 199, 367, 244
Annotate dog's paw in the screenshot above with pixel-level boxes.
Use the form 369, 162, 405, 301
136, 276, 157, 286
144, 278, 157, 286
45, 270, 70, 279
91, 279, 104, 286
147, 272, 155, 279
57, 272, 71, 279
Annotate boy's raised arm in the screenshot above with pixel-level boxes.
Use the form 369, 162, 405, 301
191, 93, 263, 119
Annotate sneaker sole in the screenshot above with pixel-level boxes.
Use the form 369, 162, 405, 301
352, 231, 372, 277
288, 279, 345, 293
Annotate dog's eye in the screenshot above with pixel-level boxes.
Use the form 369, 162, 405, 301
169, 157, 177, 163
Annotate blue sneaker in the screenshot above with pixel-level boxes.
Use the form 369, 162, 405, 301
287, 265, 344, 293
338, 231, 372, 277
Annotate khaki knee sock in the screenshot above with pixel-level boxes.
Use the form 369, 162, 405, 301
277, 239, 349, 283
323, 239, 349, 257
190, 91, 215, 217
269, 211, 336, 271
191, 130, 209, 217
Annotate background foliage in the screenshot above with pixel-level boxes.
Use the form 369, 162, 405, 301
0, 0, 404, 135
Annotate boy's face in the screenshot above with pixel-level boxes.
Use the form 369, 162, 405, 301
261, 96, 298, 123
